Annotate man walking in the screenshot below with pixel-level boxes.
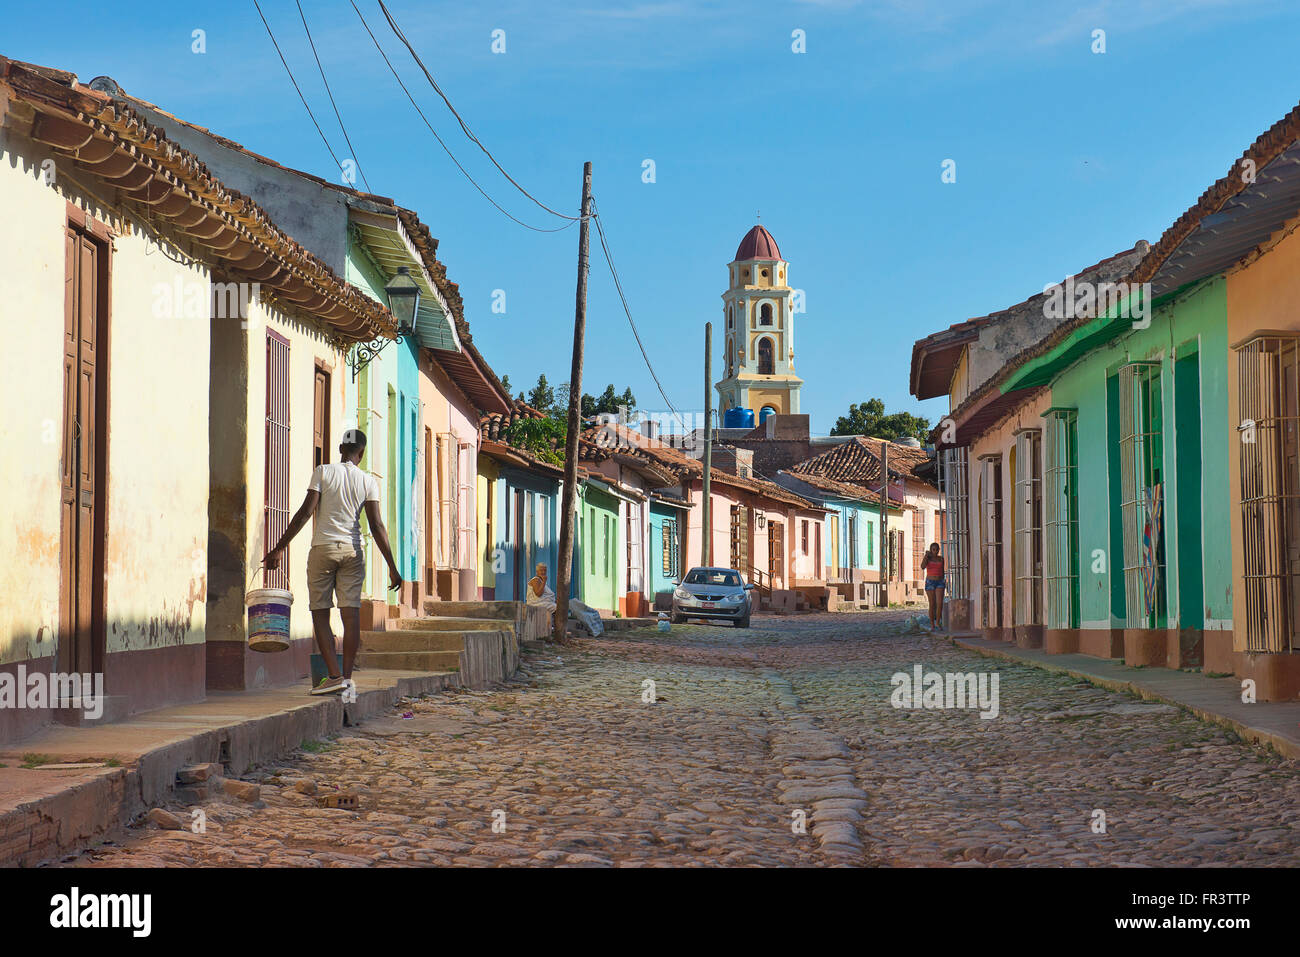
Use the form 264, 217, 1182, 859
265, 428, 402, 695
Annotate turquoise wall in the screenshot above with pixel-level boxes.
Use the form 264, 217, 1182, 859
821, 498, 879, 574
649, 502, 684, 597
1046, 277, 1231, 630
492, 467, 560, 602
346, 235, 419, 580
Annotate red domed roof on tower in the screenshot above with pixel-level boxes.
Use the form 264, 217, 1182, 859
734, 224, 782, 262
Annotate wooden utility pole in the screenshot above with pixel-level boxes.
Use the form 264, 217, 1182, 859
702, 322, 713, 567
879, 440, 889, 606
554, 161, 592, 641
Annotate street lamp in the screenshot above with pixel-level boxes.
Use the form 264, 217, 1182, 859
385, 266, 421, 336
349, 265, 423, 380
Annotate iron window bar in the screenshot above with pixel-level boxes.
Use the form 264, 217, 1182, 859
979, 453, 1003, 629
939, 447, 971, 602
1042, 408, 1080, 630
1013, 428, 1044, 627
1235, 332, 1300, 653
1118, 361, 1165, 629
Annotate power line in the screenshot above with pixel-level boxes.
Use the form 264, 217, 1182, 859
251, 0, 348, 180
375, 0, 579, 222
350, 0, 576, 234
295, 0, 372, 194
590, 197, 686, 428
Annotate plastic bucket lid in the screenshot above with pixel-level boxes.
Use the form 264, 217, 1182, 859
246, 588, 293, 653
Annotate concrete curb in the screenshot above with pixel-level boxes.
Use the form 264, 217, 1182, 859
948, 635, 1300, 761
2, 671, 459, 867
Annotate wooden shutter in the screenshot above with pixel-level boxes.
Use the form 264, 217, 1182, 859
264, 331, 290, 589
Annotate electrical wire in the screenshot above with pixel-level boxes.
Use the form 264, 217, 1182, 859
295, 0, 372, 194
251, 0, 348, 181
590, 197, 686, 430
351, 0, 577, 234
375, 0, 579, 221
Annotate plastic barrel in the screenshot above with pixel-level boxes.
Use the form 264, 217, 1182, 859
723, 407, 754, 430
246, 587, 293, 652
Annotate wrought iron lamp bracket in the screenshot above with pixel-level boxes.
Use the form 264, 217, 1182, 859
349, 332, 406, 381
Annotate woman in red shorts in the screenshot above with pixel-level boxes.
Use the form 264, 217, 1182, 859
923, 542, 945, 632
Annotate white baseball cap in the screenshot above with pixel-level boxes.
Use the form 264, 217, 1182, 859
342, 428, 367, 446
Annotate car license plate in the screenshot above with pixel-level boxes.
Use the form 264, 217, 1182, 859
701, 602, 715, 609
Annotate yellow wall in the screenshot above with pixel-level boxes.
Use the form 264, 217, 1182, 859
0, 129, 209, 663
237, 303, 346, 645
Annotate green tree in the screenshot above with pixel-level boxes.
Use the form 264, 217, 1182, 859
526, 374, 556, 416
831, 397, 931, 442
502, 416, 567, 465
500, 374, 512, 396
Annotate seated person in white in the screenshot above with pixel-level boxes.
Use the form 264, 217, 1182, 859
526, 562, 556, 611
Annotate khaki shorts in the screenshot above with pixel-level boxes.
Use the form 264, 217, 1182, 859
307, 542, 366, 610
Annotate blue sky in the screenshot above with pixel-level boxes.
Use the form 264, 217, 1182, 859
8, 0, 1300, 432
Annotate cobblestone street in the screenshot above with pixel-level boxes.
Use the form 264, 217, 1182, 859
60, 610, 1300, 868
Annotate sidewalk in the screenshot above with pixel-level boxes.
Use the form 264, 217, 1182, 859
0, 669, 458, 866
948, 633, 1300, 759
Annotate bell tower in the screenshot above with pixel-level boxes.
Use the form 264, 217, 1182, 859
715, 224, 803, 422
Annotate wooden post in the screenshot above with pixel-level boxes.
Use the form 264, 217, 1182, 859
880, 440, 888, 606
702, 322, 713, 567
554, 162, 592, 641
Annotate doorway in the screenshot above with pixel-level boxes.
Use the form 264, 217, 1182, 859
60, 223, 109, 679
768, 520, 784, 587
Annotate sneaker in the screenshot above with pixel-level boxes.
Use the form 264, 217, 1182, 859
311, 675, 346, 696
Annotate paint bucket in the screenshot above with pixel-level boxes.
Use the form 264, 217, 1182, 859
246, 587, 293, 653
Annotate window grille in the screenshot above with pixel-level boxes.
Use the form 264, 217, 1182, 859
263, 331, 290, 589
662, 517, 680, 580
912, 510, 925, 580
1042, 409, 1080, 630
979, 454, 1003, 629
1118, 361, 1165, 628
1013, 429, 1043, 627
939, 447, 970, 601
1235, 334, 1300, 652
730, 505, 749, 572
457, 440, 475, 570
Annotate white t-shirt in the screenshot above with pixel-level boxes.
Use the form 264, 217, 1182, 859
308, 461, 381, 547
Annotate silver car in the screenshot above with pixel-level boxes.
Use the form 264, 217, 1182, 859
671, 567, 755, 628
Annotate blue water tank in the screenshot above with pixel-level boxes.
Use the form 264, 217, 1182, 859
724, 407, 754, 430
758, 406, 776, 425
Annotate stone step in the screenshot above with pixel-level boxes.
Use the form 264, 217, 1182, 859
355, 650, 462, 672
388, 616, 504, 632
422, 599, 518, 621
361, 630, 466, 653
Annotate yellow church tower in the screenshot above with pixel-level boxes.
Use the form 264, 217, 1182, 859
715, 224, 803, 422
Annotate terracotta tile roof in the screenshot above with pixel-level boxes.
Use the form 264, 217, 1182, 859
779, 470, 894, 508
479, 401, 547, 442
0, 58, 395, 341
581, 424, 820, 509
791, 436, 933, 488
